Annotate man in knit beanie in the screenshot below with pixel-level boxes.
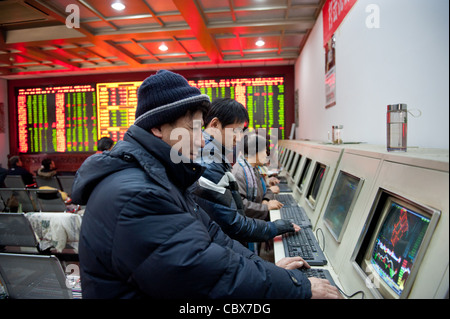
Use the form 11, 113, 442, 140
72, 70, 340, 300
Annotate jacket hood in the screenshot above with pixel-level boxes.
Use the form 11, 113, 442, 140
72, 125, 204, 205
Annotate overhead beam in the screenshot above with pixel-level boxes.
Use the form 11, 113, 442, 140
172, 0, 222, 64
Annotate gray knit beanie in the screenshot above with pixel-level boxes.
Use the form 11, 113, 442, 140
134, 70, 210, 131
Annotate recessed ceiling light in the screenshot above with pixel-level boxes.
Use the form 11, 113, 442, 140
111, 2, 125, 11
159, 43, 168, 51
255, 40, 265, 47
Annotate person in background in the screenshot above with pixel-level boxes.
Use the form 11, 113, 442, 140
97, 136, 115, 153
0, 164, 7, 188
71, 70, 340, 299
232, 133, 283, 221
7, 156, 35, 187
191, 98, 299, 245
37, 158, 57, 178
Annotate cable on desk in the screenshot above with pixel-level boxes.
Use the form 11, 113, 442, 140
313, 227, 364, 299
336, 285, 365, 299
315, 227, 325, 253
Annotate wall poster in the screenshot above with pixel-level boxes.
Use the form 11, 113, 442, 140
325, 36, 336, 108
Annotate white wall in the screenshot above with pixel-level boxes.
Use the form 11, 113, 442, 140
0, 79, 8, 168
295, 0, 449, 149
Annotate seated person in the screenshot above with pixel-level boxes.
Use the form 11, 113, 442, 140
71, 71, 339, 299
0, 165, 7, 188
37, 158, 57, 178
96, 136, 115, 153
232, 133, 284, 221
192, 98, 299, 244
7, 156, 35, 187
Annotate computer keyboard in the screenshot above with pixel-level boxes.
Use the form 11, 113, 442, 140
299, 268, 336, 286
276, 194, 297, 206
282, 228, 327, 266
277, 183, 292, 193
277, 176, 288, 184
280, 206, 311, 228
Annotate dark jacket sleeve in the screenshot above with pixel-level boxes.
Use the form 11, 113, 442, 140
116, 189, 311, 299
190, 162, 278, 242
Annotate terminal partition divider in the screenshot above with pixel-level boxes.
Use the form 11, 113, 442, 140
273, 140, 449, 299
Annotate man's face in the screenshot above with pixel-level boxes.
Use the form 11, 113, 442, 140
221, 122, 246, 150
158, 110, 204, 161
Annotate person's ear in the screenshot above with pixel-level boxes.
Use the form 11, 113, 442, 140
150, 126, 163, 138
209, 117, 221, 129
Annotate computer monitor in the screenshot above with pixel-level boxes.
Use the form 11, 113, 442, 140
306, 162, 327, 208
296, 158, 312, 193
287, 152, 299, 176
291, 154, 303, 180
278, 146, 285, 162
284, 149, 294, 171
356, 193, 440, 299
281, 149, 291, 168
323, 171, 364, 243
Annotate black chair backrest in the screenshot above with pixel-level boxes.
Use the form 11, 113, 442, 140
4, 175, 26, 188
34, 189, 67, 212
0, 213, 39, 249
56, 176, 75, 196
0, 188, 37, 213
35, 176, 61, 190
0, 253, 73, 299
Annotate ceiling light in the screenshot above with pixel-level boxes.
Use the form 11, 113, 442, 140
255, 40, 265, 47
111, 2, 125, 11
159, 43, 168, 51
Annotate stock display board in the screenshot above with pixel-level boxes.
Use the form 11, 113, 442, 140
16, 85, 97, 153
15, 76, 286, 153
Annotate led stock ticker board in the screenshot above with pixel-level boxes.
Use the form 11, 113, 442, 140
16, 76, 286, 153
17, 85, 97, 153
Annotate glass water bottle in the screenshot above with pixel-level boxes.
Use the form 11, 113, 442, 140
387, 104, 407, 152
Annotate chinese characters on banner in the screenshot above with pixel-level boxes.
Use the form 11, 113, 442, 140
322, 0, 358, 108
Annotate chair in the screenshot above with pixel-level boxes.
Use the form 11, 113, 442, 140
35, 175, 61, 190
0, 188, 37, 213
34, 189, 67, 212
0, 253, 73, 299
57, 175, 75, 196
0, 213, 40, 253
4, 175, 26, 188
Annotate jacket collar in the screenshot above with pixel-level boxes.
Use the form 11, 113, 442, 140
124, 125, 204, 190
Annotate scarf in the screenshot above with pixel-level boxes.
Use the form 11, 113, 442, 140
237, 156, 266, 201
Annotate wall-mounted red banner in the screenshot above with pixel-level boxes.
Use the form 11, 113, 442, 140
322, 0, 358, 46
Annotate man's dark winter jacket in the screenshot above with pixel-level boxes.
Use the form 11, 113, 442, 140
191, 131, 280, 241
72, 125, 311, 299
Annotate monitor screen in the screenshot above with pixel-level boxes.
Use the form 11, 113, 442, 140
307, 163, 326, 206
282, 149, 292, 168
297, 158, 312, 193
323, 171, 363, 242
287, 152, 298, 175
291, 154, 302, 180
360, 195, 440, 298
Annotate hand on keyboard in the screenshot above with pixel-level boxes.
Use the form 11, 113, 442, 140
309, 278, 343, 299
266, 199, 284, 210
275, 256, 310, 270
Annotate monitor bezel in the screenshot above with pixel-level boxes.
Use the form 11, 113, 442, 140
284, 149, 294, 173
354, 190, 441, 299
288, 152, 300, 177
281, 148, 291, 168
323, 170, 364, 243
305, 162, 328, 209
296, 157, 312, 194
291, 153, 303, 181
